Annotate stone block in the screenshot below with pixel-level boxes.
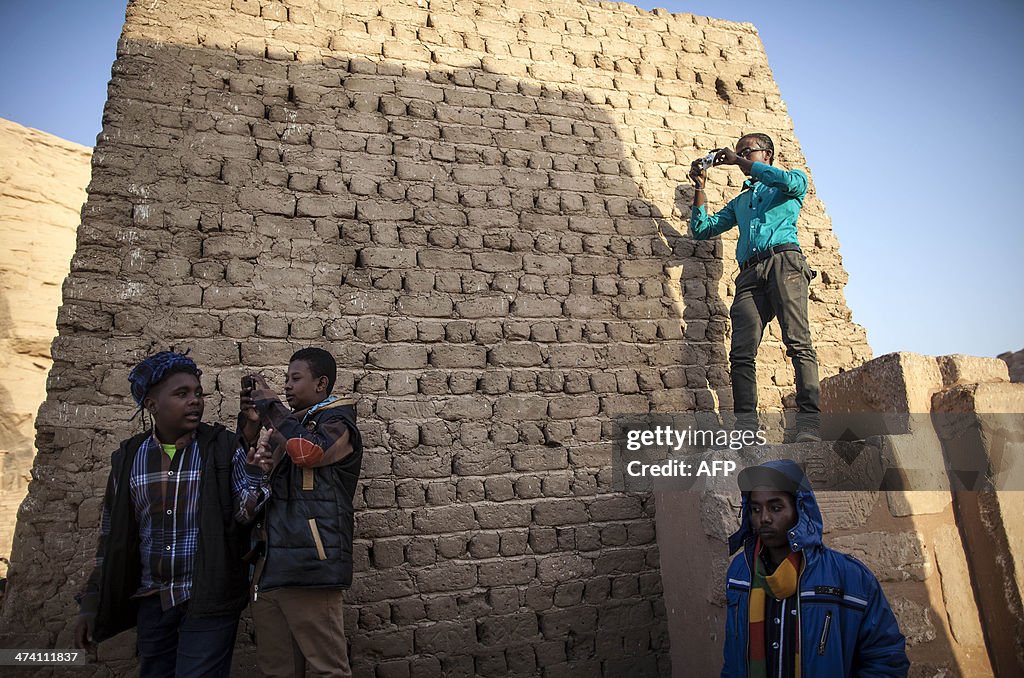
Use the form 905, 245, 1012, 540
878, 435, 951, 516
932, 525, 986, 648
932, 382, 1024, 675
936, 354, 1009, 388
829, 531, 931, 582
889, 598, 937, 647
820, 352, 942, 440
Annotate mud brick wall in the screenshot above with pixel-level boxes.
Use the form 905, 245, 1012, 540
0, 119, 91, 566
2, 0, 868, 675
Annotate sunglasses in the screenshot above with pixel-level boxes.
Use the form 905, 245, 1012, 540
737, 147, 771, 158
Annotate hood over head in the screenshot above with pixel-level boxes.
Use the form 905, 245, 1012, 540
728, 459, 823, 555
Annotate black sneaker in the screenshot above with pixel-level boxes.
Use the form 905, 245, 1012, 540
795, 429, 822, 443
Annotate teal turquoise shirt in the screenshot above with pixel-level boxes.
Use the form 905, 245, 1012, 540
689, 161, 808, 266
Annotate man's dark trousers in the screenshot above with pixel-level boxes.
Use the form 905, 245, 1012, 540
136, 595, 239, 678
729, 249, 820, 428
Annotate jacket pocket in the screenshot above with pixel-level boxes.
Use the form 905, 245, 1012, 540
817, 610, 832, 656
308, 518, 327, 561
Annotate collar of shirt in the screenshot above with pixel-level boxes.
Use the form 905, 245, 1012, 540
149, 428, 197, 452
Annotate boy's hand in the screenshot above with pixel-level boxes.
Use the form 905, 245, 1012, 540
240, 387, 260, 422
688, 160, 706, 187
74, 614, 95, 651
246, 428, 275, 473
249, 374, 277, 402
716, 147, 739, 165
239, 374, 262, 444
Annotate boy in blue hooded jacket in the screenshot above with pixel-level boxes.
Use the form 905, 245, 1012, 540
723, 460, 909, 677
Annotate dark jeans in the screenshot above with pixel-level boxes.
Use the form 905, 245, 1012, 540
730, 249, 820, 429
136, 595, 239, 678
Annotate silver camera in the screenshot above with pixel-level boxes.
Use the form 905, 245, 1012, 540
697, 149, 723, 171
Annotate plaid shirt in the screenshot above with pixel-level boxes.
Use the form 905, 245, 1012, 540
92, 432, 268, 611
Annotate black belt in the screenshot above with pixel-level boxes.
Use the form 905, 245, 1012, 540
739, 244, 801, 271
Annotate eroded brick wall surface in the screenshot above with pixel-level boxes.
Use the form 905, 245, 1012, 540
2, 1, 867, 675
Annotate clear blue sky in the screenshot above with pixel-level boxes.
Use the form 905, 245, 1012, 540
1, 0, 1021, 358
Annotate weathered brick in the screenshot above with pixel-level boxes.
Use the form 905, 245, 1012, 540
475, 503, 533, 529
539, 607, 599, 638
495, 395, 549, 421
478, 611, 540, 646
413, 505, 478, 533
512, 448, 568, 472
426, 343, 485, 367
361, 247, 417, 269
538, 554, 595, 584
414, 620, 477, 654
489, 344, 544, 367
418, 249, 472, 269
368, 345, 429, 369
478, 558, 538, 586
533, 499, 589, 526
415, 563, 477, 593
472, 252, 522, 272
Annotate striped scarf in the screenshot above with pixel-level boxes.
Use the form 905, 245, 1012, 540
748, 540, 802, 678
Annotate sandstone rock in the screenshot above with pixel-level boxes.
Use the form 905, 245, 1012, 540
932, 525, 986, 648
820, 352, 943, 440
829, 531, 931, 582
890, 597, 937, 647
932, 382, 1024, 676
0, 119, 90, 561
936, 354, 1008, 388
876, 434, 951, 515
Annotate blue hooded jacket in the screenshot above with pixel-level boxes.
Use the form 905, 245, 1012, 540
722, 460, 909, 677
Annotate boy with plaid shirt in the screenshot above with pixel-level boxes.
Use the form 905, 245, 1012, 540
75, 352, 269, 677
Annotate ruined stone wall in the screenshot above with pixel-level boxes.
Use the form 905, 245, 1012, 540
2, 0, 868, 674
0, 119, 90, 566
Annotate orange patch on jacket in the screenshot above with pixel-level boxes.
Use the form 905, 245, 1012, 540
286, 438, 324, 467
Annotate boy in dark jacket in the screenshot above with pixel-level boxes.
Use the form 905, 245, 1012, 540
75, 351, 269, 677
239, 347, 362, 678
723, 460, 909, 677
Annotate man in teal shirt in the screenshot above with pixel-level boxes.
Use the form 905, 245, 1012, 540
689, 133, 820, 441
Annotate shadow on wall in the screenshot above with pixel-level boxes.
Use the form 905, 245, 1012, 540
1, 35, 741, 677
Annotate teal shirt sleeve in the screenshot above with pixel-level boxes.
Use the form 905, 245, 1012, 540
690, 197, 738, 240
749, 162, 808, 197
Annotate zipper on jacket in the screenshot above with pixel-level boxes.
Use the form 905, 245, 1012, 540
817, 610, 832, 656
744, 547, 752, 675
796, 554, 804, 674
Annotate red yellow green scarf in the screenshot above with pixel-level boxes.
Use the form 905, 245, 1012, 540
748, 540, 803, 678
